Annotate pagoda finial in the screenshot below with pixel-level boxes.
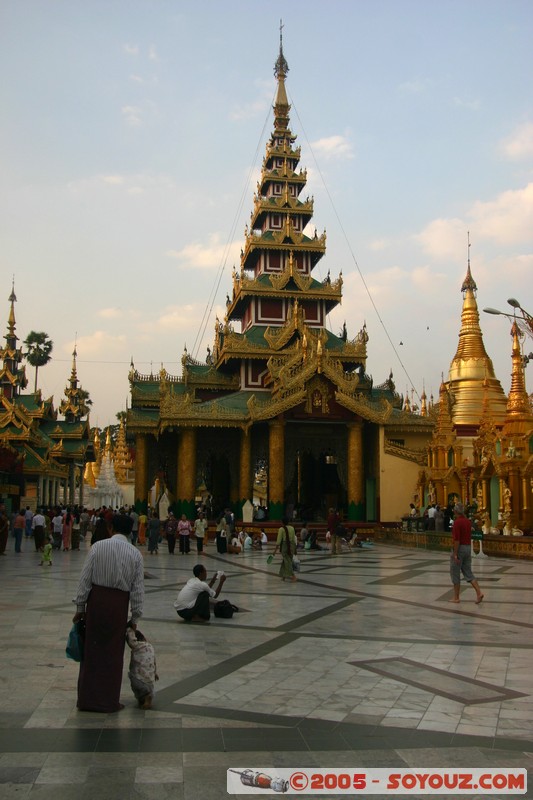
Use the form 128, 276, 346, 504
461, 232, 477, 294
274, 19, 289, 79
7, 277, 17, 335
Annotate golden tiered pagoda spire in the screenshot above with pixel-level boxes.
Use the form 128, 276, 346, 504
446, 240, 507, 429
0, 280, 27, 400
59, 345, 91, 422
502, 321, 533, 437
113, 418, 133, 483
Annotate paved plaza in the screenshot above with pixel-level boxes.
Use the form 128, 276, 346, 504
1, 534, 532, 798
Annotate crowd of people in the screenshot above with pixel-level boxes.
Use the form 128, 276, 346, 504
0, 497, 484, 715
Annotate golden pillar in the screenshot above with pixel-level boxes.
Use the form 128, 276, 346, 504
177, 428, 197, 502
347, 421, 364, 520
268, 418, 285, 518
134, 433, 149, 504
239, 428, 252, 502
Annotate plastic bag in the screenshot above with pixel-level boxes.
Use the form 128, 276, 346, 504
66, 620, 85, 662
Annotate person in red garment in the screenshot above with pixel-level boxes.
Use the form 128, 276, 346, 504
449, 503, 484, 605
73, 514, 144, 712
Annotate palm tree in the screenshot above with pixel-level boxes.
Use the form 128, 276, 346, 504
78, 388, 92, 418
23, 331, 53, 392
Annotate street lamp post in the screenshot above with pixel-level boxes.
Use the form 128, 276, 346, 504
483, 298, 533, 365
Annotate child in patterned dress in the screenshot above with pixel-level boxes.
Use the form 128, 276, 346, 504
125, 626, 158, 709
40, 541, 53, 566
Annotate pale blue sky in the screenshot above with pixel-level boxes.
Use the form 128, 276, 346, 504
1, 0, 532, 425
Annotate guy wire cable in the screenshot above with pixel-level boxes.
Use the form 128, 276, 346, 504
289, 94, 421, 404
191, 96, 274, 361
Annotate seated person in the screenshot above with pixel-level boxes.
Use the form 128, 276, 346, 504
260, 529, 268, 549
252, 532, 262, 550
174, 565, 226, 623
227, 535, 241, 554
301, 522, 321, 550
243, 532, 253, 551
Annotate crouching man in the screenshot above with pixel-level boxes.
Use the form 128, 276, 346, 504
174, 564, 226, 623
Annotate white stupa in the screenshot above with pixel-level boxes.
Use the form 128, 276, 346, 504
85, 430, 123, 509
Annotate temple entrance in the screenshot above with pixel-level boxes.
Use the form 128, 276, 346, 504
284, 423, 348, 521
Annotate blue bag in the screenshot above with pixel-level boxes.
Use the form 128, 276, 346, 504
66, 621, 85, 662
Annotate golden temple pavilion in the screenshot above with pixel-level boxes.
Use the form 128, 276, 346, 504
127, 40, 434, 523
0, 286, 93, 510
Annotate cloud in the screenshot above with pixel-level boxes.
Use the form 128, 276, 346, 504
148, 45, 159, 62
129, 73, 159, 87
414, 217, 466, 259
501, 122, 533, 159
123, 43, 139, 56
65, 331, 128, 357
230, 81, 272, 121
309, 134, 354, 161
398, 78, 429, 94
98, 308, 123, 319
469, 183, 533, 244
165, 234, 241, 270
368, 239, 389, 251
452, 96, 481, 111
415, 183, 533, 254
121, 105, 143, 127
101, 175, 125, 185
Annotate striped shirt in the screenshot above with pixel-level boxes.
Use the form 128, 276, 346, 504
74, 534, 144, 621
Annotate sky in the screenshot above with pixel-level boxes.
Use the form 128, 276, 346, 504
1, 0, 532, 427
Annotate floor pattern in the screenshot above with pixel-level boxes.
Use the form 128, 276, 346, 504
0, 534, 532, 798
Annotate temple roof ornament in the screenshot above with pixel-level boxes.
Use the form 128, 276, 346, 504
0, 280, 27, 399
501, 322, 533, 442
59, 345, 91, 422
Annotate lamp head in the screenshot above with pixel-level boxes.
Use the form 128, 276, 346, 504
483, 307, 503, 315
507, 298, 521, 309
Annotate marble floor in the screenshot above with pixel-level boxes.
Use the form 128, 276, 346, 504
0, 534, 532, 798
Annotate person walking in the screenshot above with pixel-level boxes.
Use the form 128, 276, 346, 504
194, 511, 208, 554
72, 513, 145, 712
178, 514, 192, 554
62, 508, 73, 551
449, 503, 484, 604
273, 518, 297, 582
13, 509, 25, 553
215, 513, 228, 554
137, 511, 147, 546
32, 509, 46, 552
0, 505, 9, 555
24, 506, 33, 540
164, 511, 178, 554
147, 512, 161, 555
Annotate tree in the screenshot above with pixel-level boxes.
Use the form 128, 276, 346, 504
78, 388, 92, 418
23, 331, 53, 392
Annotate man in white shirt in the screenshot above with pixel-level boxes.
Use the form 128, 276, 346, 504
32, 509, 46, 552
193, 511, 208, 554
174, 565, 226, 623
72, 514, 145, 712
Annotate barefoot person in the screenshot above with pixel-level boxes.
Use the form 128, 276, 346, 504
73, 514, 145, 712
449, 503, 484, 604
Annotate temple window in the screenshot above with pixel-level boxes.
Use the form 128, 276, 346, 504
273, 184, 282, 195
271, 214, 282, 228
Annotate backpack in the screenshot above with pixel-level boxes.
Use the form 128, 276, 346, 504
214, 600, 238, 618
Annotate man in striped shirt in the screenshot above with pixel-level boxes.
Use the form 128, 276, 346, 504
73, 514, 145, 712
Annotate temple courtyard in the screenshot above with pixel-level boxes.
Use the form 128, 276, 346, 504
1, 536, 532, 798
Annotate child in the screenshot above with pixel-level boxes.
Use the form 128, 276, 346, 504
40, 541, 53, 566
125, 626, 158, 709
